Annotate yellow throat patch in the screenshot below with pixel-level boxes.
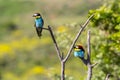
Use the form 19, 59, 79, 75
35, 16, 40, 18
74, 48, 80, 51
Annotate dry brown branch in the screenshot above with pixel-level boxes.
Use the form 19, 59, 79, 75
48, 26, 62, 61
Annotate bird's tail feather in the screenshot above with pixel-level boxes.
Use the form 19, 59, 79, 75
36, 27, 42, 38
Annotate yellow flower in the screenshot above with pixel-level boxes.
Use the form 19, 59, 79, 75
30, 66, 45, 74
23, 66, 46, 77
0, 44, 11, 52
22, 66, 46, 79
0, 43, 14, 58
57, 26, 67, 33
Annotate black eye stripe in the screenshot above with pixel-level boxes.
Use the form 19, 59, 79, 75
33, 13, 41, 16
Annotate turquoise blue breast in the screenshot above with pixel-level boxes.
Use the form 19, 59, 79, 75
35, 18, 43, 28
74, 50, 84, 58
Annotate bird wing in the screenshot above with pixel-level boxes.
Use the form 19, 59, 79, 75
41, 17, 44, 27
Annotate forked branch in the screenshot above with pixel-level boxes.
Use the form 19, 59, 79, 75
45, 14, 94, 80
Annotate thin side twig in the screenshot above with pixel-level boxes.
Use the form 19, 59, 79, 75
42, 27, 49, 30
48, 26, 65, 80
63, 14, 94, 62
105, 74, 111, 80
91, 62, 98, 68
48, 26, 62, 61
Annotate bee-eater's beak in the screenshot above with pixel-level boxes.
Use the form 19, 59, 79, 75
32, 15, 36, 17
73, 46, 76, 49
33, 14, 37, 17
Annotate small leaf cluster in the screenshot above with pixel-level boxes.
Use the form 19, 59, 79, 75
89, 0, 120, 33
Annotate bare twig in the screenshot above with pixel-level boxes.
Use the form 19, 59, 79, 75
48, 26, 65, 80
86, 30, 92, 80
91, 62, 98, 68
105, 74, 111, 80
63, 14, 94, 62
87, 30, 91, 63
42, 27, 49, 30
48, 26, 62, 61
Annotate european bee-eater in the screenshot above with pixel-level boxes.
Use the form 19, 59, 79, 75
74, 45, 85, 58
33, 13, 44, 37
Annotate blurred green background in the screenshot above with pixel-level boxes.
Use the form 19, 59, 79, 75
1, 0, 119, 80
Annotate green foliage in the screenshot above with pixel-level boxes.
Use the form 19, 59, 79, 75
89, 0, 120, 33
89, 0, 120, 79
